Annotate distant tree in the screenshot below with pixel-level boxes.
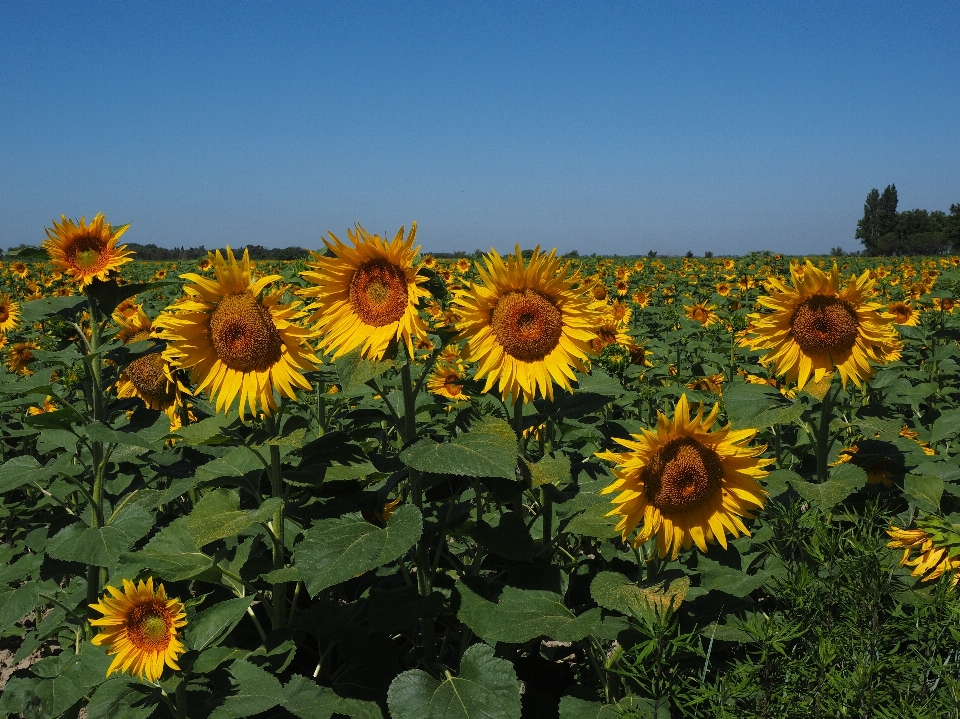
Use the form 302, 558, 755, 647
684, 250, 694, 258
830, 246, 845, 257
647, 250, 657, 258
704, 251, 713, 258
857, 184, 898, 254
947, 204, 960, 252
564, 249, 579, 258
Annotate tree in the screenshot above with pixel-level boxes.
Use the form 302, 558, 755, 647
856, 184, 898, 254
947, 204, 960, 252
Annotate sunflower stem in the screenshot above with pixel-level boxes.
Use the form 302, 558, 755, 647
84, 288, 108, 637
815, 383, 839, 483
264, 414, 287, 630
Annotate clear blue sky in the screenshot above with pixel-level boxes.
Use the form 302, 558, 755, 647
2, 1, 958, 256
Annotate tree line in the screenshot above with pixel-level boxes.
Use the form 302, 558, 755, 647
857, 184, 960, 255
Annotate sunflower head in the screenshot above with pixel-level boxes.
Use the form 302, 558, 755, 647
42, 213, 133, 287
887, 518, 960, 589
157, 247, 320, 419
598, 394, 772, 560
454, 245, 598, 403
741, 260, 901, 390
298, 223, 430, 361
0, 294, 20, 334
684, 301, 718, 326
90, 578, 187, 682
6, 341, 39, 375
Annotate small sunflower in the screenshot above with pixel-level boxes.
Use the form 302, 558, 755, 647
454, 245, 597, 403
456, 257, 472, 273
741, 260, 900, 390
157, 247, 320, 419
684, 301, 719, 326
298, 223, 430, 360
42, 213, 133, 286
426, 362, 470, 401
113, 305, 190, 429
11, 261, 29, 279
27, 395, 58, 415
89, 578, 187, 682
6, 341, 39, 375
598, 394, 772, 560
0, 294, 20, 334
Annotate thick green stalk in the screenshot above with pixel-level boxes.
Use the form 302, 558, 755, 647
265, 415, 287, 630
84, 291, 107, 636
815, 384, 839, 484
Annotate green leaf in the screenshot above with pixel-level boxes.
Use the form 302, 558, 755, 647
750, 400, 804, 430
590, 570, 690, 617
0, 583, 39, 632
208, 660, 283, 719
294, 504, 423, 596
565, 502, 619, 539
472, 512, 535, 561
195, 446, 264, 484
525, 454, 571, 487
85, 421, 156, 449
723, 379, 786, 430
282, 674, 385, 719
124, 524, 214, 581
169, 414, 234, 445
790, 463, 867, 512
46, 505, 154, 567
87, 677, 159, 719
698, 556, 771, 597
401, 418, 518, 479
387, 643, 521, 719
86, 278, 175, 317
186, 596, 254, 652
762, 469, 802, 498
457, 582, 602, 644
335, 347, 395, 393
904, 474, 944, 513
19, 295, 86, 323
574, 369, 623, 396
183, 489, 278, 548
558, 696, 619, 719
931, 409, 960, 444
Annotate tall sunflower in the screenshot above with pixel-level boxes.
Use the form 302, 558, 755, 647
454, 245, 597, 403
113, 305, 190, 429
42, 213, 133, 286
297, 223, 430, 361
0, 294, 20, 334
741, 260, 900, 390
598, 394, 772, 560
89, 578, 187, 682
157, 247, 320, 420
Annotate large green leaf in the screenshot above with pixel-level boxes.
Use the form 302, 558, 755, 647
401, 417, 518, 479
294, 504, 423, 596
0, 453, 79, 493
558, 697, 619, 719
931, 409, 960, 444
86, 421, 156, 449
472, 512, 534, 561
46, 505, 154, 567
195, 446, 264, 484
387, 643, 521, 719
183, 489, 280, 548
335, 347, 395, 393
526, 454, 571, 487
904, 474, 944, 513
282, 674, 384, 719
790, 463, 867, 512
169, 414, 234, 445
124, 524, 214, 581
590, 570, 690, 617
87, 677, 159, 719
186, 596, 254, 652
208, 660, 283, 719
697, 556, 771, 597
457, 582, 602, 643
19, 295, 86, 323
564, 502, 619, 539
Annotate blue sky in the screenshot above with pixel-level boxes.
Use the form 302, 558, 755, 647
2, 1, 958, 256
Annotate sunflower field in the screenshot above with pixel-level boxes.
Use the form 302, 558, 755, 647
2, 215, 960, 718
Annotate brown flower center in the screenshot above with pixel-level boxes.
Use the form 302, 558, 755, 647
790, 295, 860, 355
210, 293, 283, 372
643, 436, 724, 512
64, 233, 109, 273
491, 290, 563, 362
126, 353, 169, 400
127, 603, 172, 651
0, 306, 8, 323
349, 258, 410, 327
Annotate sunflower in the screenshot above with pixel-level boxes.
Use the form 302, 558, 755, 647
598, 394, 772, 560
89, 578, 187, 682
27, 396, 58, 415
0, 294, 20, 334
454, 245, 597, 403
590, 314, 631, 354
298, 224, 430, 361
6, 341, 39, 375
11, 261, 29, 279
42, 213, 133, 286
426, 362, 470, 401
887, 523, 960, 589
157, 247, 320, 420
884, 300, 918, 326
741, 260, 901, 390
631, 290, 651, 308
830, 440, 897, 486
456, 257, 472, 273
684, 301, 718, 326
687, 373, 725, 396
113, 305, 190, 429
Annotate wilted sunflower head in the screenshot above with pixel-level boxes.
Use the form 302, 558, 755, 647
0, 294, 20, 334
42, 213, 133, 286
6, 341, 39, 375
598, 394, 772, 560
298, 223, 430, 361
887, 518, 960, 589
453, 245, 598, 403
157, 247, 320, 420
741, 260, 901, 390
89, 578, 187, 683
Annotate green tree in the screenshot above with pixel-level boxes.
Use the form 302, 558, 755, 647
856, 184, 898, 254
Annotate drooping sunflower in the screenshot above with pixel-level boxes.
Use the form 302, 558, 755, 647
157, 247, 320, 420
684, 301, 719, 326
113, 305, 190, 429
887, 522, 960, 589
426, 362, 470, 401
741, 260, 900, 390
598, 394, 772, 560
0, 294, 20, 334
886, 300, 919, 326
6, 341, 39, 375
298, 224, 430, 361
42, 213, 133, 286
89, 578, 187, 682
454, 245, 598, 403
